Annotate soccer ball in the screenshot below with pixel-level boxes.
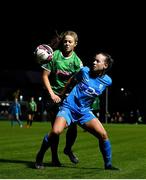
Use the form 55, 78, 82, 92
34, 44, 53, 64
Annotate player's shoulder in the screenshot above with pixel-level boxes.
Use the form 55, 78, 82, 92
81, 66, 90, 72
72, 51, 82, 61
102, 74, 112, 86
52, 49, 60, 58
41, 50, 60, 70
54, 49, 60, 54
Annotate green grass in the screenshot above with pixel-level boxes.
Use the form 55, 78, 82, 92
0, 120, 146, 179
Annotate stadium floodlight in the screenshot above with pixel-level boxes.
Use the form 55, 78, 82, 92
20, 95, 23, 101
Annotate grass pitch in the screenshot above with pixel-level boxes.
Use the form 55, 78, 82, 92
0, 120, 146, 179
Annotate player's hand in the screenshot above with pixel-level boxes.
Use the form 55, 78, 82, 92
51, 93, 61, 103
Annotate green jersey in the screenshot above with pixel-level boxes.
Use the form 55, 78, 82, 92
42, 49, 83, 95
29, 101, 37, 112
91, 97, 100, 110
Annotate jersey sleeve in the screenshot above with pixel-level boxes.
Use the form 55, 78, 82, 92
73, 66, 87, 82
73, 52, 83, 71
41, 50, 59, 71
102, 74, 112, 86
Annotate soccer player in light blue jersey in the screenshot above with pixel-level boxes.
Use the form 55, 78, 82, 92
9, 98, 23, 128
35, 52, 119, 170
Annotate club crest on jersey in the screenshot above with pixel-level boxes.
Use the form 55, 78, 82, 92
99, 84, 104, 91
69, 63, 74, 69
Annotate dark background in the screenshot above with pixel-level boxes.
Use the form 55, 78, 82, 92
0, 1, 146, 114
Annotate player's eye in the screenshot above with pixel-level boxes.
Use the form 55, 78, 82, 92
93, 58, 100, 63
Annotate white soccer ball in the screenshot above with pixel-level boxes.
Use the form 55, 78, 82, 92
35, 44, 53, 64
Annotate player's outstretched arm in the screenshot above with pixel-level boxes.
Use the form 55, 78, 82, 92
60, 75, 78, 97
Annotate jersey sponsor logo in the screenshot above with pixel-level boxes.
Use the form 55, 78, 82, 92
56, 70, 72, 76
79, 83, 99, 96
85, 87, 98, 96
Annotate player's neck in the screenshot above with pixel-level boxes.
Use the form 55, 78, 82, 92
90, 70, 105, 78
62, 51, 73, 57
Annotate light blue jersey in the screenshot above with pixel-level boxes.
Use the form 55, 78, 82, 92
10, 102, 21, 116
57, 66, 112, 125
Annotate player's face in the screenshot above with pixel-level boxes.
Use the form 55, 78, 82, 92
62, 35, 77, 53
92, 54, 108, 73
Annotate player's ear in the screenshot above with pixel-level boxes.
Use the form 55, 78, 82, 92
74, 41, 78, 47
104, 63, 108, 69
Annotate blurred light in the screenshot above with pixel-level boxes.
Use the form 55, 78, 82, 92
38, 97, 42, 101
121, 88, 124, 91
20, 95, 23, 101
0, 102, 10, 106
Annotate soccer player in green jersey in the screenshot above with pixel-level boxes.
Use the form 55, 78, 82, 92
26, 97, 37, 128
35, 31, 83, 168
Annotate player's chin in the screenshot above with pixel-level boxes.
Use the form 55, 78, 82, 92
90, 68, 98, 77
64, 47, 72, 52
90, 66, 95, 72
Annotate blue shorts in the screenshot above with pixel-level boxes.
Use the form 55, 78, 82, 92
56, 106, 96, 126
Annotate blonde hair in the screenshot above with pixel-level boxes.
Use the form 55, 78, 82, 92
49, 30, 78, 50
